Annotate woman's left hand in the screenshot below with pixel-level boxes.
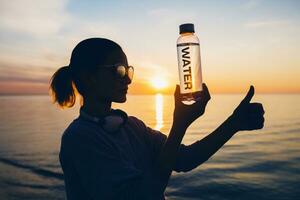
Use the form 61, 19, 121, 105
229, 85, 265, 132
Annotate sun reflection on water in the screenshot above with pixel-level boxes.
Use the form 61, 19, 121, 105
154, 93, 164, 131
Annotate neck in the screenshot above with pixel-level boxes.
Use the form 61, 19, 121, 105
81, 97, 112, 118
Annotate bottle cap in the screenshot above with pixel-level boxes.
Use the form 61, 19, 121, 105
179, 23, 195, 34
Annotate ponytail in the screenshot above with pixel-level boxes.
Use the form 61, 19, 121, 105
49, 66, 76, 108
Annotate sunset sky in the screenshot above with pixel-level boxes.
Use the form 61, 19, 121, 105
0, 0, 299, 95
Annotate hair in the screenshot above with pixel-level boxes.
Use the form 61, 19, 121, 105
49, 38, 123, 108
49, 66, 76, 108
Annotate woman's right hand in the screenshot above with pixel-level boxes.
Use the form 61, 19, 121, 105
173, 83, 211, 129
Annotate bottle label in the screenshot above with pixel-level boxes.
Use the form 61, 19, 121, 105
177, 42, 202, 94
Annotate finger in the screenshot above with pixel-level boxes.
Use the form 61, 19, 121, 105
174, 84, 179, 100
250, 115, 265, 129
174, 84, 180, 96
174, 84, 182, 106
241, 85, 255, 105
202, 83, 211, 101
194, 83, 210, 102
249, 103, 265, 115
250, 113, 264, 121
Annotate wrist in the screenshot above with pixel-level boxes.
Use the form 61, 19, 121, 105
225, 115, 239, 134
171, 120, 188, 133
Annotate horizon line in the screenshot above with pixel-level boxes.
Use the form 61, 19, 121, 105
0, 92, 299, 96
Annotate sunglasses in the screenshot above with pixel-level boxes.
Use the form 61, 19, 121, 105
99, 64, 134, 81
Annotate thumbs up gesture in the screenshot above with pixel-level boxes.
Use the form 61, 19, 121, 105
230, 85, 265, 131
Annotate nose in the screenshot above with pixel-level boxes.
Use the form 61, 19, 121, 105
126, 75, 132, 85
121, 73, 132, 85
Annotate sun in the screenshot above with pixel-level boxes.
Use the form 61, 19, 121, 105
151, 77, 168, 90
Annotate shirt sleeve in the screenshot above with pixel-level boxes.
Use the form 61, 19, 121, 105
132, 117, 205, 173
173, 141, 207, 172
63, 128, 164, 200
129, 116, 167, 161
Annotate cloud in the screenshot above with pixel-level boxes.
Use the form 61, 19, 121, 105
244, 20, 291, 29
0, 61, 53, 84
147, 8, 197, 24
0, 0, 125, 95
0, 0, 70, 37
0, 0, 121, 63
241, 0, 261, 10
0, 76, 47, 84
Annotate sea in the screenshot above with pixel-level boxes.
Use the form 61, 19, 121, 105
0, 94, 299, 200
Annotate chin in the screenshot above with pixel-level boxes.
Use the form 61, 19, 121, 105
113, 95, 127, 103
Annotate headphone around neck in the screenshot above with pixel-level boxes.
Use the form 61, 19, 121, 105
79, 108, 128, 133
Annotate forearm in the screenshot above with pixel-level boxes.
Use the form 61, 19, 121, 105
175, 115, 238, 172
121, 116, 237, 198
153, 122, 187, 193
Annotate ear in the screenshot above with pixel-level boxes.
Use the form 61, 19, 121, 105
81, 74, 96, 88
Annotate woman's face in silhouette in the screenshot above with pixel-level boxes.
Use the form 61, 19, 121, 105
86, 50, 132, 103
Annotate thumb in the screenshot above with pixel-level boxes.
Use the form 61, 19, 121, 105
174, 84, 180, 98
241, 85, 254, 104
174, 84, 181, 105
174, 84, 180, 95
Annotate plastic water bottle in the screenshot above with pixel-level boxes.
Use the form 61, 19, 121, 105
177, 23, 203, 104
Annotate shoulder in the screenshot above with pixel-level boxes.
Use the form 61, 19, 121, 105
61, 117, 99, 148
127, 115, 147, 130
126, 115, 167, 139
126, 116, 167, 155
60, 118, 116, 160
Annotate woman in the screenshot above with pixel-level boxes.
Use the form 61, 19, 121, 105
50, 38, 265, 200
